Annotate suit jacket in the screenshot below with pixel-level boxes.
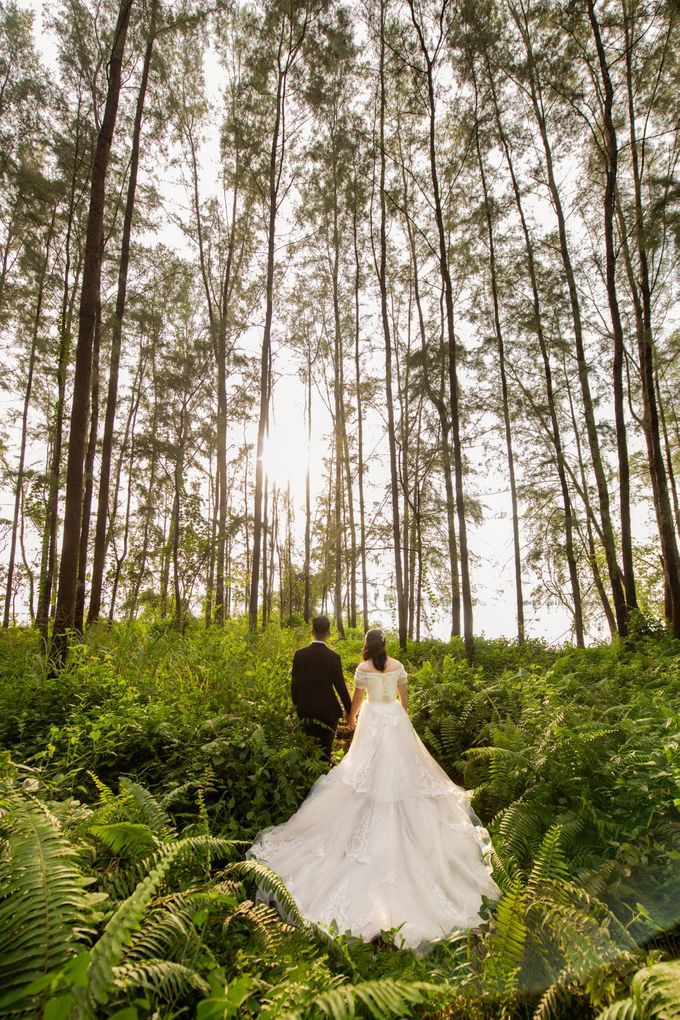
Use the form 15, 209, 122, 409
291, 642, 351, 726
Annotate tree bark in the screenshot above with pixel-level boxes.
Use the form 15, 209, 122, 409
74, 298, 101, 631
88, 2, 155, 625
622, 0, 680, 635
3, 210, 55, 627
408, 0, 473, 658
378, 0, 407, 649
512, 0, 627, 635
51, 0, 134, 666
473, 114, 525, 642
586, 0, 637, 615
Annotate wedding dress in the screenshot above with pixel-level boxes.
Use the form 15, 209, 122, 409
247, 665, 501, 949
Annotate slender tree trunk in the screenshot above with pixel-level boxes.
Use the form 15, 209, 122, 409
622, 1, 680, 635
88, 8, 154, 625
587, 0, 637, 615
352, 200, 369, 630
205, 450, 216, 627
512, 0, 627, 635
109, 380, 140, 623
304, 350, 312, 621
262, 474, 269, 629
409, 0, 473, 658
171, 405, 186, 631
37, 108, 84, 638
74, 299, 101, 631
3, 211, 55, 627
51, 0, 134, 665
563, 352, 617, 636
331, 197, 346, 639
378, 1, 407, 649
473, 117, 525, 642
487, 58, 584, 645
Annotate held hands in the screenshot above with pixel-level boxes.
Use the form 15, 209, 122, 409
346, 714, 357, 731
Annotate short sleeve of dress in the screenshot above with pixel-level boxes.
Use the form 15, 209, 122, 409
354, 668, 369, 690
397, 666, 408, 687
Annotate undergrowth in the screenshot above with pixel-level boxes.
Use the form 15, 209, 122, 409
0, 619, 678, 1018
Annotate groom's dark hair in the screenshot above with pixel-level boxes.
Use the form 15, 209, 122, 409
312, 614, 331, 636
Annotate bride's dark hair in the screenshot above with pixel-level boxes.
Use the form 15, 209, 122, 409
361, 629, 387, 671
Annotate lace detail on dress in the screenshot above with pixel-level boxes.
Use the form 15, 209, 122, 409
346, 807, 372, 864
321, 878, 350, 930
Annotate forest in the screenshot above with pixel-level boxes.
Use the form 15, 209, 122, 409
0, 0, 679, 1016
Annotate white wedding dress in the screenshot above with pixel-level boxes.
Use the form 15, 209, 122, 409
247, 665, 501, 949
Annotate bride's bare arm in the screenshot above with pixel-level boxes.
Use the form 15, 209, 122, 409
398, 681, 408, 711
347, 687, 364, 728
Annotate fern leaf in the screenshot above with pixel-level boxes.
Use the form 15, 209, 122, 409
114, 957, 210, 999
119, 779, 173, 836
313, 978, 439, 1020
0, 788, 97, 1013
481, 878, 527, 996
88, 835, 237, 1005
90, 822, 157, 859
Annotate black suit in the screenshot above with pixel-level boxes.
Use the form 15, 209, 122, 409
291, 642, 351, 761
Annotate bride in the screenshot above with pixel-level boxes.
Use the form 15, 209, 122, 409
247, 628, 501, 949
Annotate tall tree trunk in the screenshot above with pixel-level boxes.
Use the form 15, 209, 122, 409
622, 1, 680, 635
409, 0, 473, 658
473, 115, 525, 642
486, 55, 584, 645
37, 106, 84, 639
563, 354, 617, 637
3, 210, 55, 627
88, 7, 154, 625
512, 0, 627, 635
51, 0, 134, 665
249, 12, 310, 629
352, 200, 369, 630
377, 0, 407, 649
171, 404, 186, 631
587, 0, 637, 615
304, 349, 312, 622
74, 299, 101, 631
331, 193, 346, 639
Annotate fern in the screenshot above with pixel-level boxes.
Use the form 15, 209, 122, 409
597, 959, 680, 1020
119, 778, 173, 836
0, 787, 100, 1014
309, 978, 441, 1020
88, 834, 237, 1005
481, 877, 527, 996
114, 957, 211, 999
90, 821, 158, 858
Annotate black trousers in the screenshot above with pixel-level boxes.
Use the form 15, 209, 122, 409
300, 717, 336, 762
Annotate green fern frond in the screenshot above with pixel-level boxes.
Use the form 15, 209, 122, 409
226, 859, 353, 966
495, 802, 545, 869
87, 771, 114, 804
526, 824, 571, 895
120, 779, 173, 836
596, 1000, 638, 1020
223, 858, 309, 930
227, 899, 294, 954
601, 959, 680, 1020
114, 957, 211, 999
533, 974, 579, 1020
88, 834, 237, 1005
312, 978, 440, 1020
481, 878, 527, 996
90, 821, 158, 859
0, 787, 98, 1014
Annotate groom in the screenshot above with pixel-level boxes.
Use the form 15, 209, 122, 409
291, 614, 351, 763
